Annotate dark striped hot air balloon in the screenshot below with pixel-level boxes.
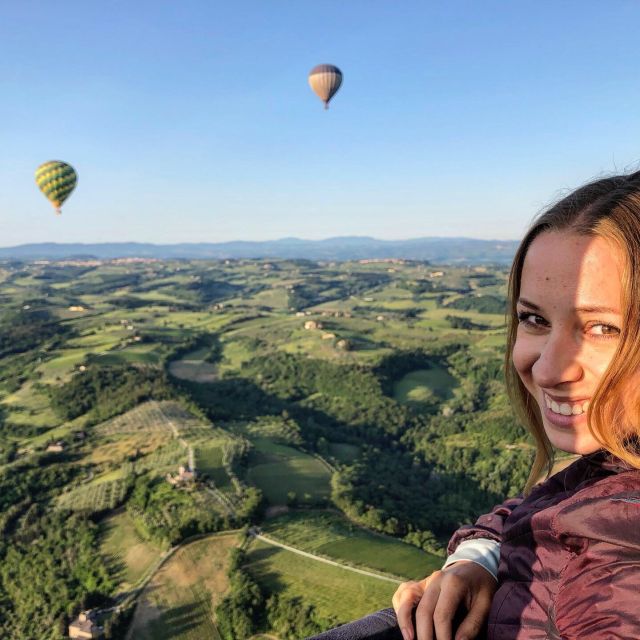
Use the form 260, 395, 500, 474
35, 160, 77, 215
308, 64, 342, 109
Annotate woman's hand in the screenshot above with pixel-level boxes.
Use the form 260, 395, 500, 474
392, 561, 497, 640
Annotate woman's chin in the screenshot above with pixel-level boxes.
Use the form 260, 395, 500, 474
543, 422, 602, 456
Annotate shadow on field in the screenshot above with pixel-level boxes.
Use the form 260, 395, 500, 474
99, 519, 127, 585
245, 545, 287, 591
149, 601, 204, 639
176, 375, 391, 444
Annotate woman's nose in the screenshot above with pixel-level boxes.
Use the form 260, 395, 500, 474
531, 332, 584, 387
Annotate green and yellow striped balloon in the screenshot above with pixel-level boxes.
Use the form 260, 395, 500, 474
35, 160, 77, 215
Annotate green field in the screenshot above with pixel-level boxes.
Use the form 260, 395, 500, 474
127, 533, 240, 640
246, 439, 332, 505
1, 382, 63, 435
328, 442, 360, 464
0, 257, 519, 640
393, 366, 458, 403
264, 511, 441, 580
100, 510, 163, 592
195, 445, 231, 489
245, 539, 397, 626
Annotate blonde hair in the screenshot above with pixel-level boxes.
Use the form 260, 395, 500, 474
506, 172, 640, 492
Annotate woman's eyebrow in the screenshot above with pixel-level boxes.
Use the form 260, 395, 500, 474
517, 298, 540, 310
517, 298, 620, 314
574, 305, 621, 314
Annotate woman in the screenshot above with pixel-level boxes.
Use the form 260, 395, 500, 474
309, 171, 640, 640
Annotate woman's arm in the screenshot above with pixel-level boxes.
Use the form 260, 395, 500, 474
446, 495, 523, 553
393, 495, 523, 640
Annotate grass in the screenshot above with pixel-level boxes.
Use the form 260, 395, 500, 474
195, 445, 231, 489
100, 510, 163, 593
328, 442, 360, 464
58, 476, 130, 512
87, 431, 174, 466
245, 538, 397, 626
245, 287, 290, 309
393, 366, 458, 403
169, 359, 218, 383
1, 382, 63, 434
127, 532, 240, 640
91, 345, 162, 365
246, 438, 332, 505
95, 402, 174, 435
264, 511, 441, 580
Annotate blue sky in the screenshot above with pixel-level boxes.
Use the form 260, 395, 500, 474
2, 1, 640, 246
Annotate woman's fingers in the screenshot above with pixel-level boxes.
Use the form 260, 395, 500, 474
429, 573, 468, 640
413, 572, 443, 640
453, 590, 493, 640
393, 581, 426, 640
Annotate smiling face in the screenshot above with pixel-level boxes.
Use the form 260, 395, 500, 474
512, 231, 624, 455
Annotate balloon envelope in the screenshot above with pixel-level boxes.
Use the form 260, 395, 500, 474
35, 160, 77, 215
308, 64, 342, 108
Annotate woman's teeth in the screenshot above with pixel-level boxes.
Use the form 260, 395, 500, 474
544, 394, 589, 416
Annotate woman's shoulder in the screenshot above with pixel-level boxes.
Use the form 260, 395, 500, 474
552, 467, 640, 548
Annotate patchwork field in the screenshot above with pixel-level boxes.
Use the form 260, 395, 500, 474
245, 538, 397, 626
0, 258, 518, 640
126, 532, 240, 640
100, 510, 163, 593
264, 511, 441, 580
246, 438, 332, 505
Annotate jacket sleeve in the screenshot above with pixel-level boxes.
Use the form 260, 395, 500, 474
446, 495, 523, 555
552, 489, 640, 639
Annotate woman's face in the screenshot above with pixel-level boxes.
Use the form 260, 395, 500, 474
512, 231, 624, 455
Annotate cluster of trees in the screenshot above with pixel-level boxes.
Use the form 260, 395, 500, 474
179, 345, 531, 541
126, 475, 227, 547
125, 471, 263, 548
64, 272, 142, 296
244, 352, 411, 439
0, 455, 79, 515
49, 365, 174, 423
443, 294, 507, 314
215, 548, 330, 639
0, 307, 72, 393
0, 308, 69, 359
187, 276, 243, 304
215, 549, 265, 639
445, 314, 489, 330
0, 508, 113, 640
331, 446, 500, 537
286, 270, 395, 311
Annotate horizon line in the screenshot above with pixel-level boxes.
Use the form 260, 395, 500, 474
0, 235, 521, 250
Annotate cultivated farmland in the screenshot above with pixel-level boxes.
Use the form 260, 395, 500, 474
126, 532, 240, 640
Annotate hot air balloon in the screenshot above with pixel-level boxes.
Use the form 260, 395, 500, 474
308, 64, 342, 109
35, 160, 77, 215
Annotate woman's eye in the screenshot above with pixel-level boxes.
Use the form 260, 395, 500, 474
589, 323, 620, 337
517, 311, 546, 327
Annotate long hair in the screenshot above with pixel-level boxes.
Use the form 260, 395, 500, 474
506, 171, 640, 492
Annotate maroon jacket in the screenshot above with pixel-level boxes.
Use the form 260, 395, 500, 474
448, 451, 640, 639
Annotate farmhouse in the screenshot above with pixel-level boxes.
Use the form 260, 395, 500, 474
167, 465, 196, 487
68, 610, 104, 639
46, 441, 65, 453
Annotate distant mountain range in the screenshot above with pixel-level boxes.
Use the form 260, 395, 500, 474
0, 237, 519, 263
